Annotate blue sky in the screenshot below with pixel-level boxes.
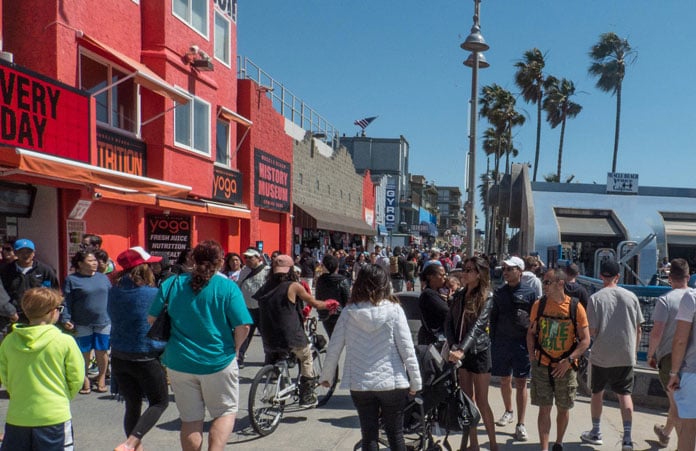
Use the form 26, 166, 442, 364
237, 1, 696, 194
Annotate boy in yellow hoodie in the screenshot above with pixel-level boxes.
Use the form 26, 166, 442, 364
0, 287, 84, 450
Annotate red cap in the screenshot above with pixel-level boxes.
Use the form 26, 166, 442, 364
117, 246, 162, 270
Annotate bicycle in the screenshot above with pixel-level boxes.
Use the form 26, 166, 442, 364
248, 316, 338, 436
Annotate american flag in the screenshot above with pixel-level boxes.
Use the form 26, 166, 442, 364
353, 116, 377, 129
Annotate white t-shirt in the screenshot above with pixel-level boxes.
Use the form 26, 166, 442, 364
676, 289, 696, 373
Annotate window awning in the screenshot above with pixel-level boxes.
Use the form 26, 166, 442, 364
218, 106, 253, 126
556, 214, 623, 238
0, 147, 191, 198
78, 35, 190, 105
294, 204, 375, 236
663, 219, 696, 246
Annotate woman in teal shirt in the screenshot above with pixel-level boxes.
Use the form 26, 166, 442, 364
149, 240, 252, 451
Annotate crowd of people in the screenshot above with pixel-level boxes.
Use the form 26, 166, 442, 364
0, 236, 695, 450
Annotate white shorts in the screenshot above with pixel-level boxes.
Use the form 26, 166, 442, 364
674, 372, 696, 419
168, 359, 239, 422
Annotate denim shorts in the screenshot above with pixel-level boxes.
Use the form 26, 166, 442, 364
674, 372, 696, 419
491, 339, 530, 378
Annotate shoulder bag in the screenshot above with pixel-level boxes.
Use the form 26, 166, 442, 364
146, 275, 178, 342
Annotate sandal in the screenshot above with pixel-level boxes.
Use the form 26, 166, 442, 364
79, 387, 92, 395
96, 385, 109, 393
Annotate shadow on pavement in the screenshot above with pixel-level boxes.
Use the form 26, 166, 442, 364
317, 415, 359, 429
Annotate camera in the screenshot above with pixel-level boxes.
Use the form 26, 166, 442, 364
92, 192, 103, 200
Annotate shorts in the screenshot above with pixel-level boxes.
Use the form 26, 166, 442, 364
491, 339, 530, 379
590, 365, 634, 395
530, 361, 577, 410
460, 347, 492, 374
657, 354, 673, 391
168, 359, 239, 422
674, 372, 696, 419
74, 324, 111, 353
1, 420, 74, 451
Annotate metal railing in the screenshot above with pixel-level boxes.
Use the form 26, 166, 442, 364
577, 276, 671, 362
237, 56, 340, 147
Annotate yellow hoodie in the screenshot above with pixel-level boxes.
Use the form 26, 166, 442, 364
0, 324, 84, 426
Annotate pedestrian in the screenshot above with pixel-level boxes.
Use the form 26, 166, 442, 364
352, 252, 368, 282
236, 247, 270, 368
170, 247, 194, 274
417, 264, 449, 345
315, 254, 350, 337
521, 256, 543, 299
562, 263, 589, 309
222, 252, 243, 282
527, 268, 591, 451
404, 251, 418, 291
445, 256, 498, 451
62, 249, 113, 394
667, 287, 696, 451
319, 264, 422, 451
490, 256, 537, 441
299, 248, 317, 292
581, 260, 644, 450
148, 240, 252, 451
647, 258, 690, 448
0, 287, 84, 451
389, 246, 406, 292
109, 247, 169, 451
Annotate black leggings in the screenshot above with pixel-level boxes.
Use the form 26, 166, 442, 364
111, 356, 169, 440
351, 389, 408, 451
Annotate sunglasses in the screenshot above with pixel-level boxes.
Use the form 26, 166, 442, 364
462, 268, 477, 273
46, 305, 65, 315
542, 280, 557, 286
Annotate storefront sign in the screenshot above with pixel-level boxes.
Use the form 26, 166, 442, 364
606, 172, 639, 194
146, 214, 191, 262
0, 59, 90, 161
212, 166, 242, 203
254, 148, 290, 212
66, 219, 86, 265
385, 184, 396, 231
95, 127, 146, 176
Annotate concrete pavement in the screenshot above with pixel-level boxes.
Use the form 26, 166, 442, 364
0, 326, 674, 450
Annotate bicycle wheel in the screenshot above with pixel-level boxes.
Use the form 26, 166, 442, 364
248, 364, 285, 436
312, 348, 337, 407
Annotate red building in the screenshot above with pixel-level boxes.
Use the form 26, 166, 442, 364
0, 0, 292, 276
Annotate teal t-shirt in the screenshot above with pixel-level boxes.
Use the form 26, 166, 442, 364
149, 273, 252, 374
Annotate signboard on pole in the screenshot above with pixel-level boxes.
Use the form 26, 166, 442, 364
385, 184, 396, 231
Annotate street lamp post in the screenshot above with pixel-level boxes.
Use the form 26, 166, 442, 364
461, 0, 489, 257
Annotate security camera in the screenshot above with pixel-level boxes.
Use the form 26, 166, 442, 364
197, 49, 210, 61
189, 45, 199, 55
92, 192, 103, 200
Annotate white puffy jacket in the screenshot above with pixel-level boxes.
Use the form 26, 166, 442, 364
320, 300, 422, 393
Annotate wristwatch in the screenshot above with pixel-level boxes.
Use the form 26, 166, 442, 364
567, 356, 574, 364
669, 370, 679, 377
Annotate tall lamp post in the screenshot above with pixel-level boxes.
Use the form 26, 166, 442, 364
461, 0, 489, 257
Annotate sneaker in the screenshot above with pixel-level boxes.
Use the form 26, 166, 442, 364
653, 424, 670, 448
495, 410, 514, 426
580, 431, 603, 445
552, 444, 563, 451
299, 393, 318, 408
87, 362, 99, 376
621, 439, 634, 451
514, 423, 528, 441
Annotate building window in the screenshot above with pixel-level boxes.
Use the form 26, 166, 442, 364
215, 119, 230, 165
175, 93, 210, 155
80, 53, 137, 134
328, 185, 331, 195
299, 173, 303, 185
214, 0, 237, 23
214, 11, 230, 65
173, 0, 208, 37
315, 179, 320, 191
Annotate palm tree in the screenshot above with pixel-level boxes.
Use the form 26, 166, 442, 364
514, 48, 546, 181
588, 32, 635, 172
543, 76, 582, 181
479, 84, 525, 177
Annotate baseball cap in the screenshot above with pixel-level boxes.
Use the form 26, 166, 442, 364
117, 246, 162, 270
273, 254, 294, 274
502, 256, 525, 270
243, 247, 261, 258
600, 260, 620, 278
13, 238, 35, 252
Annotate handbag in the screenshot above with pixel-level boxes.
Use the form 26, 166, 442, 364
439, 386, 481, 432
147, 276, 177, 342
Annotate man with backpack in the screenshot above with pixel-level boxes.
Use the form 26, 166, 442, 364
389, 247, 406, 292
527, 268, 590, 451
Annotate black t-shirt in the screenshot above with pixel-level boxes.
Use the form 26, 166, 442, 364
564, 281, 589, 309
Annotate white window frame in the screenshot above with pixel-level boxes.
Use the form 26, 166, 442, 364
79, 48, 141, 137
172, 0, 209, 39
214, 9, 231, 67
174, 88, 211, 156
214, 0, 237, 23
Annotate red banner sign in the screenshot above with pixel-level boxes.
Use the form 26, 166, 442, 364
0, 60, 90, 162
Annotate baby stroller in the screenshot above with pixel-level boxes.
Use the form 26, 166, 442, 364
355, 342, 480, 451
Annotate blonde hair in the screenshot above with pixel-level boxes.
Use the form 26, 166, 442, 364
21, 287, 63, 320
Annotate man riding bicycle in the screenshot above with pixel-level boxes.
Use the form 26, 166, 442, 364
254, 254, 338, 408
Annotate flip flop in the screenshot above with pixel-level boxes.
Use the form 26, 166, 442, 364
95, 385, 109, 393
79, 387, 92, 395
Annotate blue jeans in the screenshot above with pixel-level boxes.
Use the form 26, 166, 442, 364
351, 389, 408, 451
